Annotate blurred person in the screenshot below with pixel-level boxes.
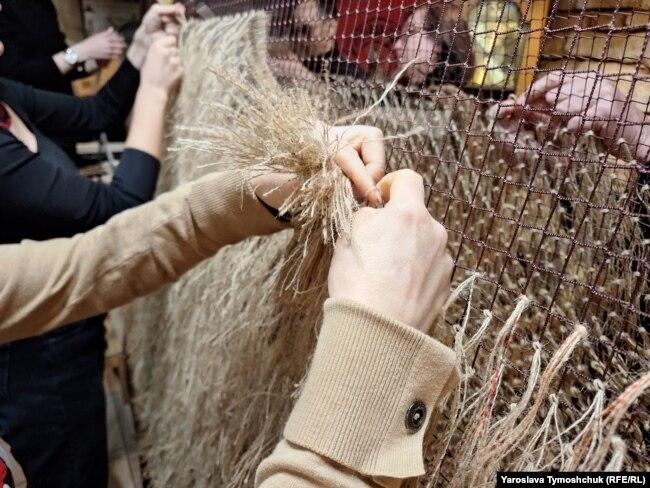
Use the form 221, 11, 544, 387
0, 3, 185, 486
498, 71, 650, 163
498, 70, 650, 248
0, 0, 150, 155
0, 142, 457, 487
271, 0, 472, 86
267, 0, 341, 81
335, 0, 473, 85
292, 0, 338, 57
0, 0, 127, 95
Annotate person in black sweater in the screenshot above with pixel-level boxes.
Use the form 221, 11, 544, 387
0, 3, 184, 487
0, 0, 126, 95
0, 0, 129, 157
0, 69, 157, 241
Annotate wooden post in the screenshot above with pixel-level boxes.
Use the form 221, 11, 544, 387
516, 0, 551, 94
51, 0, 86, 42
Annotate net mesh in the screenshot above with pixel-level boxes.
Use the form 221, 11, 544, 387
135, 0, 649, 476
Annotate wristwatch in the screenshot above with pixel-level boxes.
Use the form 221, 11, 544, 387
63, 47, 79, 66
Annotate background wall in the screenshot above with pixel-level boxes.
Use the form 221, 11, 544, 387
541, 0, 650, 113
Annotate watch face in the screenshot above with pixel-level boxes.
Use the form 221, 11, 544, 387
64, 49, 78, 65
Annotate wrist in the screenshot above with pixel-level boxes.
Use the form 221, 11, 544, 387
52, 51, 73, 75
329, 280, 419, 331
70, 44, 87, 63
137, 82, 170, 106
127, 34, 149, 70
133, 27, 150, 49
285, 297, 457, 480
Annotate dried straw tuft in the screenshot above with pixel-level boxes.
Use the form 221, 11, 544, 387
172, 17, 358, 306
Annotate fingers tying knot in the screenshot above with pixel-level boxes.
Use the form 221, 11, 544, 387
363, 186, 384, 208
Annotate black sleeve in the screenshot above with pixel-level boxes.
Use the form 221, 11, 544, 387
0, 133, 160, 239
5, 60, 140, 138
0, 4, 76, 93
0, 46, 72, 93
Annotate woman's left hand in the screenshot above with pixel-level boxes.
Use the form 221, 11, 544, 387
499, 71, 650, 162
252, 124, 386, 212
128, 3, 185, 68
136, 3, 185, 43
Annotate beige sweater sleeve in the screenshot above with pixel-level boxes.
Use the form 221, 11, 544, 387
257, 299, 458, 487
0, 170, 285, 343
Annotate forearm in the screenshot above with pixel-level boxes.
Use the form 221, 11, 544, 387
0, 54, 70, 92
18, 59, 140, 134
0, 170, 285, 343
126, 83, 168, 159
256, 299, 458, 487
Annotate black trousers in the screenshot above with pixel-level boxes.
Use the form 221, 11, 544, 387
0, 320, 107, 487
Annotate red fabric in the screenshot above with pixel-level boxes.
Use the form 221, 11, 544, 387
335, 0, 426, 75
0, 458, 7, 486
0, 104, 12, 130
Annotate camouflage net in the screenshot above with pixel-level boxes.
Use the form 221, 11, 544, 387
122, 2, 649, 486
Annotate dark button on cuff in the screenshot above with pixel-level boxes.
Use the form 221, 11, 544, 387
405, 400, 427, 432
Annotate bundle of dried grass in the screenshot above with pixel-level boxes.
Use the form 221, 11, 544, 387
120, 11, 649, 488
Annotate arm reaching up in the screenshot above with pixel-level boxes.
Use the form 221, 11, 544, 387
0, 170, 285, 343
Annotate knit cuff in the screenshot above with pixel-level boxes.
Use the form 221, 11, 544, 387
113, 148, 160, 202
284, 298, 458, 480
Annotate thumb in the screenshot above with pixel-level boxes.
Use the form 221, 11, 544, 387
567, 112, 593, 134
376, 169, 425, 208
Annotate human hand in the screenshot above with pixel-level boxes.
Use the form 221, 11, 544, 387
292, 0, 337, 56
396, 42, 439, 85
328, 169, 454, 333
73, 28, 126, 63
135, 3, 185, 45
140, 35, 183, 96
499, 71, 650, 161
252, 124, 386, 210
392, 5, 440, 85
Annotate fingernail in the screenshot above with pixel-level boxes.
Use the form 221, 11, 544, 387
366, 187, 383, 208
362, 186, 379, 207
375, 189, 384, 208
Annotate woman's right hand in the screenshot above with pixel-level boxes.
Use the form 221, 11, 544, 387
328, 169, 454, 333
140, 35, 183, 96
73, 27, 126, 63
